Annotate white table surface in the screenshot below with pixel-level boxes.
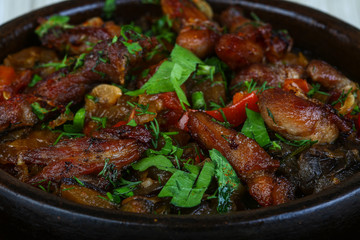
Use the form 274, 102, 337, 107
0, 0, 359, 30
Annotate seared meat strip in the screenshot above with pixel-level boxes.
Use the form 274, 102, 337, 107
187, 111, 293, 206
24, 125, 151, 183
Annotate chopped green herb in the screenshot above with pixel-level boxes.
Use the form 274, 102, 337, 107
85, 94, 99, 103
158, 161, 215, 208
38, 55, 68, 70
307, 83, 330, 98
196, 64, 215, 81
119, 24, 143, 55
126, 44, 203, 109
141, 0, 160, 4
241, 107, 272, 148
351, 105, 360, 115
209, 149, 242, 213
103, 0, 116, 19
127, 101, 156, 116
63, 107, 86, 133
148, 119, 160, 148
170, 63, 190, 110
250, 11, 262, 23
91, 116, 107, 128
105, 178, 142, 204
192, 91, 206, 109
275, 133, 318, 147
64, 101, 73, 115
331, 88, 352, 107
31, 102, 57, 120
73, 53, 86, 70
28, 74, 42, 87
123, 41, 143, 55
204, 57, 228, 83
111, 35, 118, 44
132, 155, 177, 173
53, 132, 85, 145
126, 119, 137, 127
73, 176, 85, 186
61, 186, 76, 191
98, 158, 119, 186
266, 107, 276, 124
35, 15, 73, 38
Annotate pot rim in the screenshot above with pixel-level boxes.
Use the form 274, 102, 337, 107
1, 0, 360, 232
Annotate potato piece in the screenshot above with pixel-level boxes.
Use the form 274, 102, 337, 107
60, 184, 114, 209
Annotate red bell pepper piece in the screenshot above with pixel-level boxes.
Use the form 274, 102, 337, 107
0, 66, 16, 87
283, 78, 309, 94
158, 92, 183, 110
112, 121, 128, 128
205, 91, 259, 127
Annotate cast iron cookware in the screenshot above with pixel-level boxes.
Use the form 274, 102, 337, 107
1, 0, 360, 239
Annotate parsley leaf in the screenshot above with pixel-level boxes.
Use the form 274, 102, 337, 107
31, 102, 57, 120
241, 107, 271, 147
170, 63, 190, 109
28, 74, 42, 87
35, 15, 73, 38
73, 53, 86, 71
158, 161, 215, 208
103, 0, 116, 20
119, 24, 143, 55
126, 44, 203, 108
209, 149, 242, 213
63, 108, 86, 133
132, 155, 177, 173
38, 55, 68, 70
192, 91, 206, 109
91, 116, 107, 129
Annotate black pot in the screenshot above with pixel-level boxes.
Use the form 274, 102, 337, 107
1, 1, 360, 239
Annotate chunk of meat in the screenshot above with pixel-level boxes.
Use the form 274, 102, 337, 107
3, 46, 59, 71
306, 60, 357, 92
60, 184, 115, 209
258, 88, 340, 144
306, 59, 360, 115
230, 63, 305, 93
216, 34, 264, 70
216, 7, 293, 69
0, 94, 40, 132
0, 66, 33, 101
40, 26, 112, 55
186, 111, 293, 206
161, 0, 209, 32
25, 137, 148, 183
176, 19, 221, 59
91, 125, 152, 143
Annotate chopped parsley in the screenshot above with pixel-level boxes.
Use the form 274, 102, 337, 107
38, 55, 68, 71
103, 0, 116, 20
126, 44, 204, 110
31, 102, 57, 121
28, 74, 42, 87
35, 15, 73, 38
209, 149, 242, 213
307, 83, 330, 98
241, 107, 280, 150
